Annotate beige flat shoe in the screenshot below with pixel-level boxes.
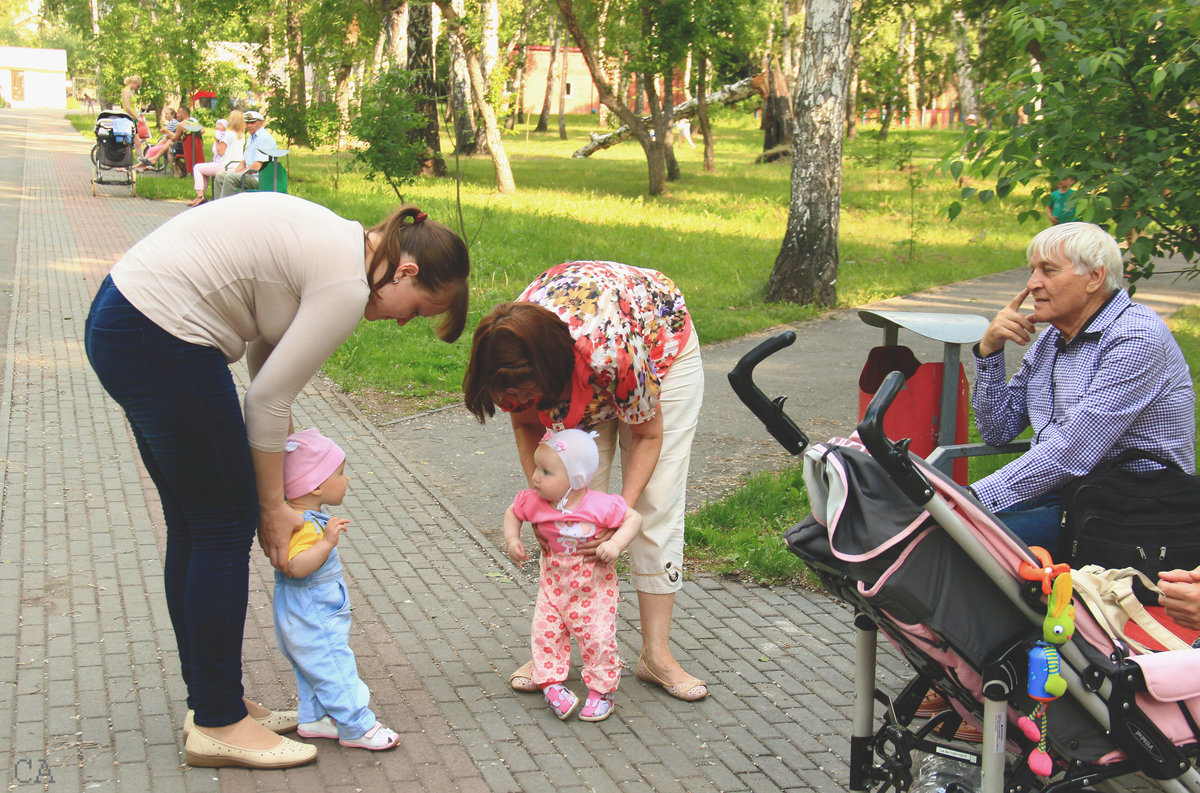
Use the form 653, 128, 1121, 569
635, 655, 709, 701
183, 707, 298, 738
184, 727, 316, 770
509, 659, 539, 693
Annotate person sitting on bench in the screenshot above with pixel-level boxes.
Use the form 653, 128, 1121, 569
213, 110, 277, 199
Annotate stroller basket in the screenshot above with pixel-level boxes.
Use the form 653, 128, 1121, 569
730, 331, 1200, 793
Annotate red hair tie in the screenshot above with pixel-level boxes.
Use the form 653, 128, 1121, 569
413, 211, 428, 224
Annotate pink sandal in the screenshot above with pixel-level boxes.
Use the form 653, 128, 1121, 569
543, 684, 579, 720
579, 689, 615, 722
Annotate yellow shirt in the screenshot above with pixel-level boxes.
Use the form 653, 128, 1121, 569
288, 511, 327, 561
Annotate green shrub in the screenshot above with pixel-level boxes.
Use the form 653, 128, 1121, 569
349, 68, 430, 200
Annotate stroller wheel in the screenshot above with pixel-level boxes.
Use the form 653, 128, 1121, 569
90, 143, 100, 167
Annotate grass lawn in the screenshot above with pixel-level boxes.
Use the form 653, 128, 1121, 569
686, 305, 1200, 586
70, 109, 1033, 412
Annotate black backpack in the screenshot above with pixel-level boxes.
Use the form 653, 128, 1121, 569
1060, 448, 1200, 579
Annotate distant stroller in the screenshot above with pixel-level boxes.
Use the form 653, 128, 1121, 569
92, 110, 138, 196
731, 330, 1200, 793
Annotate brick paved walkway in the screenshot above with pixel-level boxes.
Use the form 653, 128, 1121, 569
0, 109, 914, 793
2, 108, 1179, 793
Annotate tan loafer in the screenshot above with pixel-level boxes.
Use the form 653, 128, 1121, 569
635, 655, 709, 701
184, 727, 316, 769
183, 708, 298, 738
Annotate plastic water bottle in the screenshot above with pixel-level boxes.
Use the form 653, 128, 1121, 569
909, 752, 980, 793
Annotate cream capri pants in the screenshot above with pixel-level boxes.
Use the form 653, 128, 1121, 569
591, 331, 703, 595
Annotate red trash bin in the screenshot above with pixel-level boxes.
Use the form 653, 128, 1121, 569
180, 128, 205, 176
857, 344, 971, 485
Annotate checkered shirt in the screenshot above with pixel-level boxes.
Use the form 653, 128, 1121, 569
971, 289, 1195, 511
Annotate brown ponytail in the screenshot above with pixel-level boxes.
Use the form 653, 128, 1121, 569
366, 205, 470, 342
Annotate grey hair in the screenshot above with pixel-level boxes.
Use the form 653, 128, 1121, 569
1026, 222, 1125, 292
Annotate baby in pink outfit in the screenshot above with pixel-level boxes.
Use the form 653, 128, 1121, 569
504, 429, 642, 722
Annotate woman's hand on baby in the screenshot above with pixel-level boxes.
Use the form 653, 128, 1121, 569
507, 538, 528, 564
575, 528, 617, 557
323, 516, 349, 546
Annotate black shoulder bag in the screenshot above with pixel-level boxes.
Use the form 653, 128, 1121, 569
1060, 448, 1200, 579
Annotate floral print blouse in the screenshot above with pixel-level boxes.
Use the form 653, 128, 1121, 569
518, 261, 693, 429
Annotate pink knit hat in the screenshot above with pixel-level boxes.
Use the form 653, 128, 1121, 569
283, 428, 346, 500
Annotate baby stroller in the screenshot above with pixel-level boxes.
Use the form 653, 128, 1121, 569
92, 110, 138, 196
729, 330, 1200, 793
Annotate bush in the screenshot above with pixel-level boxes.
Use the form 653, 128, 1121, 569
349, 67, 430, 200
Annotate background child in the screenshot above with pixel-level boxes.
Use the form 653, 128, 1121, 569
1046, 176, 1077, 224
277, 428, 399, 750
504, 429, 643, 722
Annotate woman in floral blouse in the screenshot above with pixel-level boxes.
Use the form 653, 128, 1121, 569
464, 261, 708, 702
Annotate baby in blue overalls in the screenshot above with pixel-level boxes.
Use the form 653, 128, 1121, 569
276, 428, 398, 751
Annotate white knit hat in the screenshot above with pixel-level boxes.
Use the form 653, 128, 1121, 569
540, 429, 599, 491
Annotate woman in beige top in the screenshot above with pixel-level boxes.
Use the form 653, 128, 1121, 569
84, 193, 469, 770
120, 75, 144, 146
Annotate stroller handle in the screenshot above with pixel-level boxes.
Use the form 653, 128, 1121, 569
727, 331, 809, 456
858, 370, 935, 505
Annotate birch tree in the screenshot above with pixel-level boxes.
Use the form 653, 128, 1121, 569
766, 0, 852, 305
535, 15, 561, 132
435, 0, 517, 192
449, 0, 477, 152
950, 6, 978, 122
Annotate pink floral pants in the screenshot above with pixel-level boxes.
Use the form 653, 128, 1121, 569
531, 553, 621, 693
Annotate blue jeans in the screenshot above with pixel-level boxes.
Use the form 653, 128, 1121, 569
273, 551, 374, 738
996, 491, 1063, 552
85, 276, 256, 728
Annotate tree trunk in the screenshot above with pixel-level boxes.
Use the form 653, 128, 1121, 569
642, 70, 669, 194
512, 44, 529, 126
696, 54, 714, 171
502, 0, 538, 128
951, 7, 979, 124
596, 0, 612, 127
660, 70, 679, 181
286, 0, 308, 145
557, 38, 568, 139
535, 17, 560, 132
766, 0, 851, 306
474, 0, 499, 152
388, 2, 409, 66
846, 23, 859, 140
761, 60, 792, 162
332, 17, 360, 148
435, 0, 517, 193
449, 0, 476, 153
554, 0, 663, 195
571, 74, 756, 157
409, 2, 447, 177
899, 6, 917, 124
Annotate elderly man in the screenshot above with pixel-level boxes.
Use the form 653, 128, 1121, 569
213, 110, 277, 199
970, 222, 1195, 547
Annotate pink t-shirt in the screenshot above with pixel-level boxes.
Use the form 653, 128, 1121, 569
511, 488, 628, 555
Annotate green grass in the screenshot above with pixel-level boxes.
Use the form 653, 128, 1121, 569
686, 305, 1200, 586
307, 116, 1031, 405
69, 111, 1031, 406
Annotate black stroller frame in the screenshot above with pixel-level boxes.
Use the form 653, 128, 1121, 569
729, 330, 1200, 793
91, 110, 138, 197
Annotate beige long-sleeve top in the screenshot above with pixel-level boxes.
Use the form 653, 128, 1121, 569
110, 192, 369, 452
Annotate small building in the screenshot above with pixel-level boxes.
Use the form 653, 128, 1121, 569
519, 45, 598, 116
0, 46, 68, 109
